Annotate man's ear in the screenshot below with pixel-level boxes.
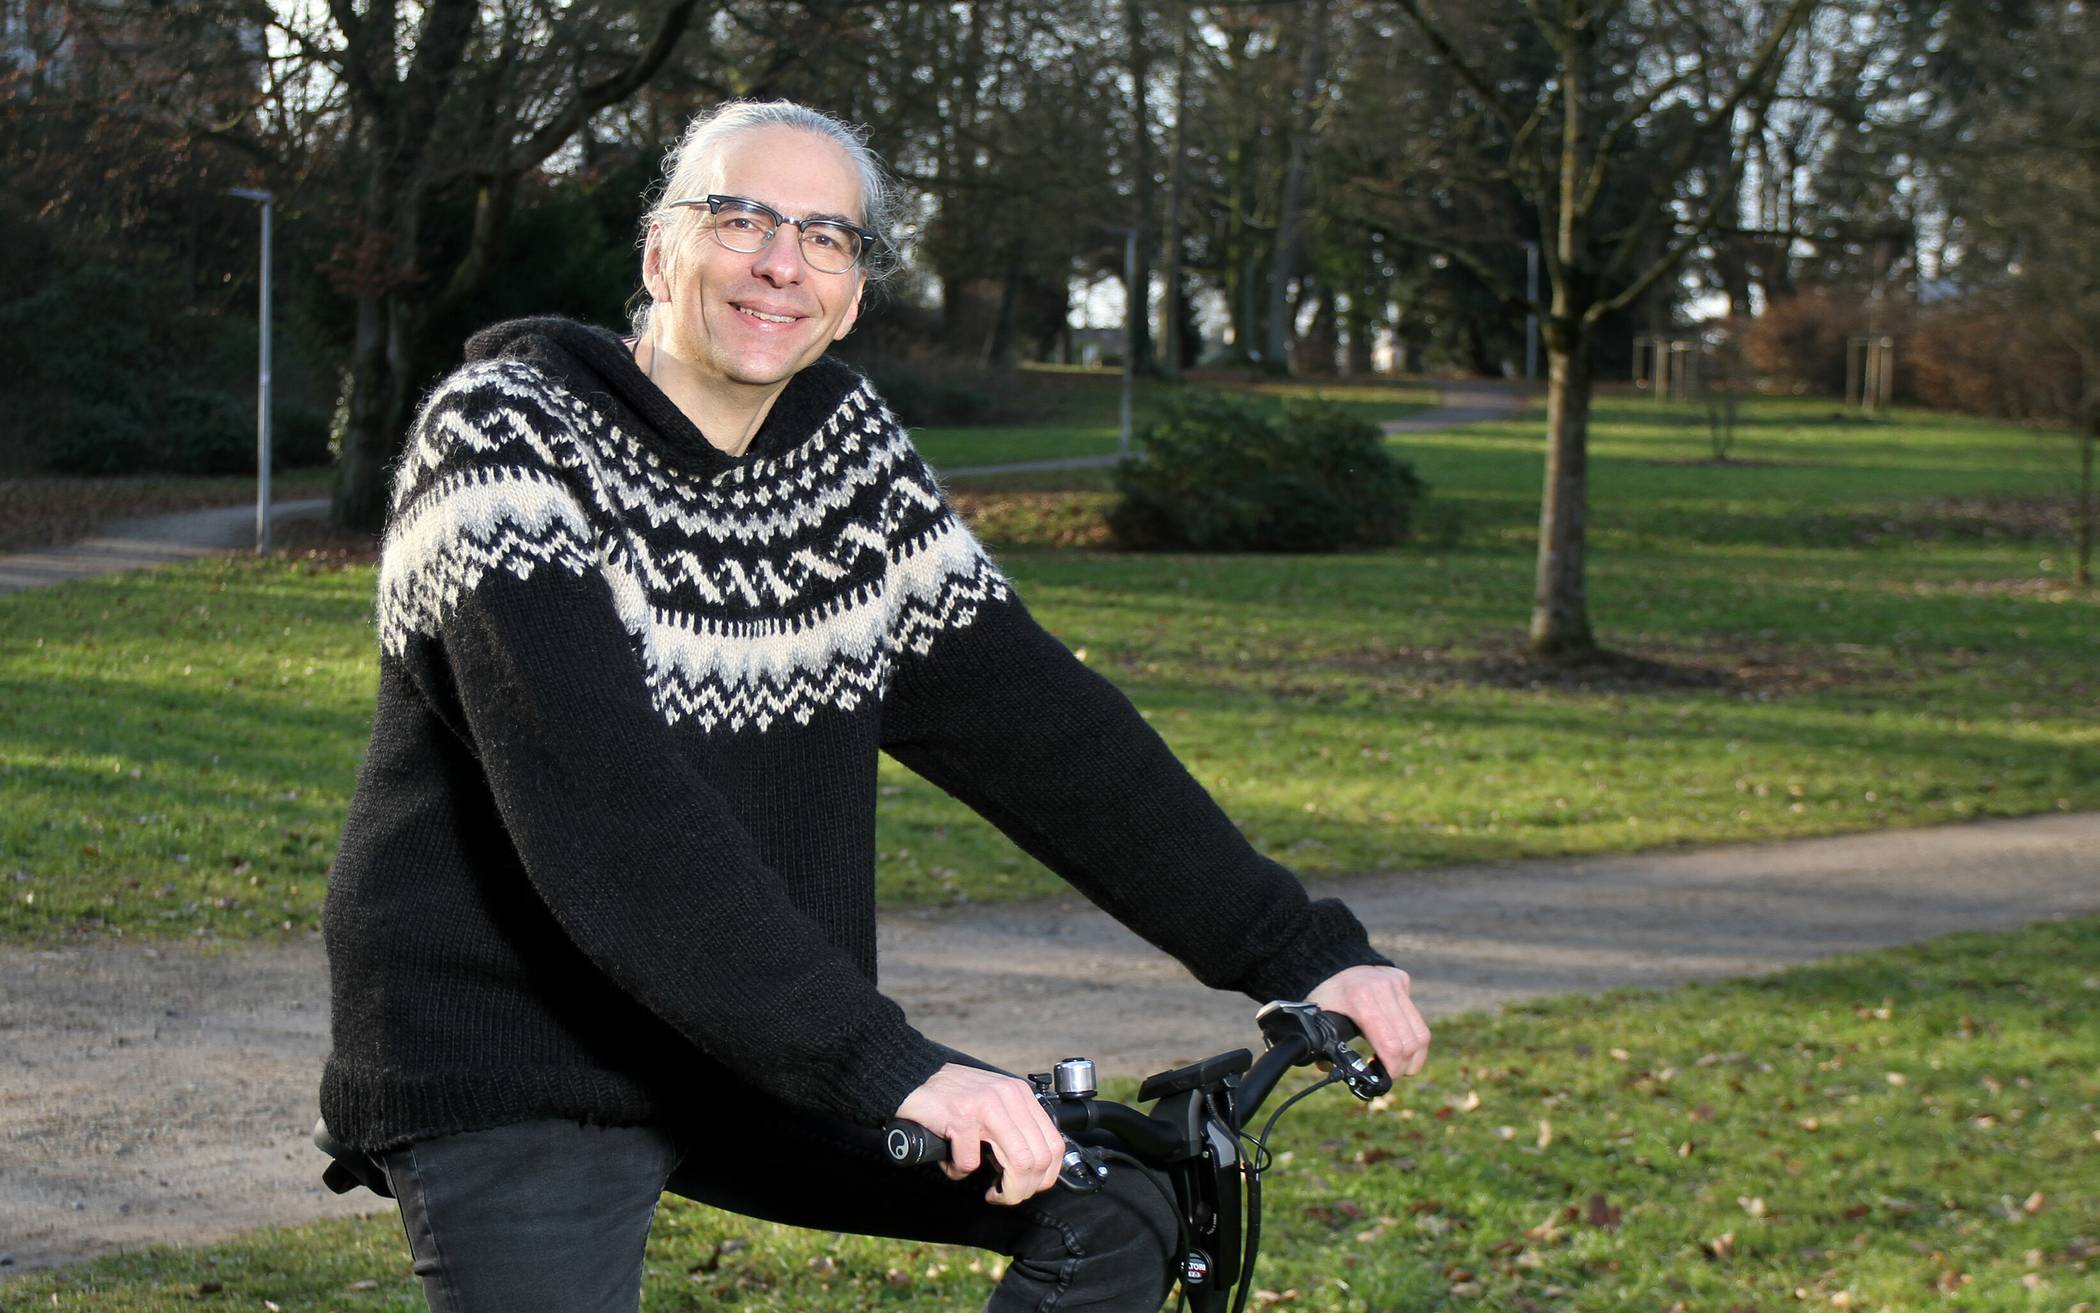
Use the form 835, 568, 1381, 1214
833, 274, 865, 341
643, 223, 673, 304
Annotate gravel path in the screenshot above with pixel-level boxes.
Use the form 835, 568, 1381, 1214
4, 811, 2095, 1275
0, 500, 333, 596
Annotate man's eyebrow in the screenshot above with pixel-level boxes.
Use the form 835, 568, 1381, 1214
800, 209, 860, 227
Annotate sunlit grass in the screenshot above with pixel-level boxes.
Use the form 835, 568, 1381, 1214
15, 918, 2097, 1309
2, 394, 2094, 938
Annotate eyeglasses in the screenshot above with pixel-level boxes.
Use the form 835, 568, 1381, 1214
668, 194, 877, 274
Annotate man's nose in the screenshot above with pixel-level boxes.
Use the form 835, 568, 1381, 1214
751, 226, 808, 283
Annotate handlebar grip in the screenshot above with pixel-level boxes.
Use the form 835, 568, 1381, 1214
882, 1118, 949, 1166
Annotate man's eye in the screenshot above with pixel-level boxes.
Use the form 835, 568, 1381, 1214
721, 214, 764, 232
806, 227, 847, 251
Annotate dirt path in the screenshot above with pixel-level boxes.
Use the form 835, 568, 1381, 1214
3, 812, 2095, 1275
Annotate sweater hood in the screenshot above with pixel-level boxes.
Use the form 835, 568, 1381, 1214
460, 315, 865, 477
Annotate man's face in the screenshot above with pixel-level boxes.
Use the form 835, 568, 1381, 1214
646, 124, 867, 396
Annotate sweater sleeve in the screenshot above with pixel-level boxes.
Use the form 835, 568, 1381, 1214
876, 469, 1391, 1005
379, 369, 948, 1126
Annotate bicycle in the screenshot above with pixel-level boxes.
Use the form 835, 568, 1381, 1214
315, 999, 1389, 1313
882, 999, 1392, 1313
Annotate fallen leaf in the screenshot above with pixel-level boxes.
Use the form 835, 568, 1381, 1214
1455, 1089, 1482, 1113
1610, 1047, 1631, 1061
885, 1268, 912, 1288
1537, 1119, 1553, 1149
1798, 1117, 1820, 1132
2024, 1191, 2047, 1215
347, 1281, 379, 1292
1706, 1232, 1737, 1261
1524, 1211, 1561, 1241
1739, 1195, 1769, 1219
1449, 1281, 1483, 1297
1586, 1193, 1621, 1229
1885, 1071, 1907, 1086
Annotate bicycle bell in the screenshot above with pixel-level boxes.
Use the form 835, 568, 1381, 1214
1051, 1057, 1097, 1100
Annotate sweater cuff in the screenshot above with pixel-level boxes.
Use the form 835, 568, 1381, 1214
828, 1007, 952, 1126
1236, 898, 1395, 1004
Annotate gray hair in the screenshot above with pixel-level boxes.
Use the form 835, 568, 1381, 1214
633, 100, 904, 335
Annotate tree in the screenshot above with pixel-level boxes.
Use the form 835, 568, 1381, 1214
300, 0, 706, 531
1369, 0, 1815, 657
1905, 0, 2099, 585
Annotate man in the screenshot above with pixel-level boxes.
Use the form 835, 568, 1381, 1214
321, 99, 1430, 1313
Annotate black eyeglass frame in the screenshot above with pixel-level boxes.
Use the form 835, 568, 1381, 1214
667, 194, 881, 273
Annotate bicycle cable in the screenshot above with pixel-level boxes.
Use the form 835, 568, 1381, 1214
1229, 1069, 1345, 1313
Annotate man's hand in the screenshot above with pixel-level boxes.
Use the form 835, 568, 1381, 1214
894, 1064, 1064, 1205
1306, 964, 1432, 1080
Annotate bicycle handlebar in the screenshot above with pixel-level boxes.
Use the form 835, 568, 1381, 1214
880, 1002, 1388, 1172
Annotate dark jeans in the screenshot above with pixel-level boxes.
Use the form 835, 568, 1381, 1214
380, 1110, 1180, 1313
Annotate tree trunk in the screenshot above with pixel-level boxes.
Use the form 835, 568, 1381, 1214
1265, 0, 1327, 374
2078, 421, 2093, 588
1123, 0, 1156, 374
335, 295, 394, 532
1530, 327, 1597, 656
1157, 0, 1191, 380
1344, 241, 1377, 375
983, 244, 1022, 367
2079, 337, 2094, 587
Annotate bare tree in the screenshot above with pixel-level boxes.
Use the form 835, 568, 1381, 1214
308, 0, 707, 530
1368, 0, 1815, 657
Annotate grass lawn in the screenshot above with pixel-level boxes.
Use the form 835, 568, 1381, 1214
1, 392, 2095, 939
11, 916, 2097, 1309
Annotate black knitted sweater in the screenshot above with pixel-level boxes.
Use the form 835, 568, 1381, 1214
319, 317, 1388, 1153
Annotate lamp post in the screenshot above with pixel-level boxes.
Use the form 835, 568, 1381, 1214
1520, 240, 1539, 383
1117, 226, 1137, 456
229, 188, 273, 556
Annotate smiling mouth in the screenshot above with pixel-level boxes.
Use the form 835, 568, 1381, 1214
735, 305, 802, 325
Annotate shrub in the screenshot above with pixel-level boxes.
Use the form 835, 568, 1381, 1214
1110, 390, 1427, 552
863, 361, 996, 427
43, 399, 154, 476
1740, 290, 1864, 397
1909, 295, 2083, 425
161, 387, 256, 474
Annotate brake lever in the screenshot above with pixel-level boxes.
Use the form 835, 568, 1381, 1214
1254, 999, 1392, 1101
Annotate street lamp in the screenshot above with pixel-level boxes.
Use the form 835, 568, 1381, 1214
1521, 241, 1541, 381
229, 188, 273, 556
1092, 222, 1142, 453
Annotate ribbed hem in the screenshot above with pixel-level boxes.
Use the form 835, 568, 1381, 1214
320, 1059, 666, 1154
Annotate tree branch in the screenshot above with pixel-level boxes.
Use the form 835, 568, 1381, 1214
499, 0, 707, 174
1390, 0, 1533, 142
